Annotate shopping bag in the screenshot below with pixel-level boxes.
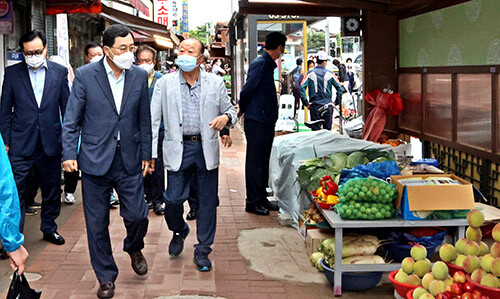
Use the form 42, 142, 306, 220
362, 89, 404, 142
6, 270, 41, 299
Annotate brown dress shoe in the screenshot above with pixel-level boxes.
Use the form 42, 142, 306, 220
129, 251, 148, 275
97, 282, 114, 298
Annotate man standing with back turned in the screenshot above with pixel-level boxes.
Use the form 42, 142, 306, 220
238, 32, 286, 216
62, 25, 151, 298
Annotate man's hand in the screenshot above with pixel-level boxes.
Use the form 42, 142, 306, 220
237, 107, 243, 117
142, 160, 150, 177
63, 160, 78, 172
148, 159, 155, 175
221, 135, 232, 148
5, 145, 9, 154
209, 115, 229, 131
307, 104, 311, 110
8, 245, 28, 275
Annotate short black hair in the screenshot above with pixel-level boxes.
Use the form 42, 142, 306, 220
307, 59, 315, 67
317, 59, 326, 64
346, 58, 352, 63
183, 37, 205, 55
102, 24, 133, 47
19, 30, 46, 51
332, 58, 340, 66
84, 42, 102, 56
296, 58, 303, 65
136, 45, 157, 61
265, 32, 287, 50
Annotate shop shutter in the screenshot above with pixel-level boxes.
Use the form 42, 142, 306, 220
31, 0, 45, 32
46, 15, 55, 56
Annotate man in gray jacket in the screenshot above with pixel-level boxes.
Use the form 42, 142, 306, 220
151, 38, 236, 272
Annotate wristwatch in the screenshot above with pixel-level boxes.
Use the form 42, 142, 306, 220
224, 112, 232, 123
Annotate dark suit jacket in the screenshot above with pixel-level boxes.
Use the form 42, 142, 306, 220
62, 59, 151, 176
238, 51, 278, 126
0, 61, 69, 157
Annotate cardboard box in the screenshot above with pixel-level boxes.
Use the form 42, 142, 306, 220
305, 229, 334, 256
391, 174, 476, 220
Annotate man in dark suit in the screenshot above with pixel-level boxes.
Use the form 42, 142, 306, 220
62, 25, 151, 299
238, 32, 286, 216
0, 30, 69, 244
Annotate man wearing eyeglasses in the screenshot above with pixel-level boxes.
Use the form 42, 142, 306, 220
0, 30, 69, 245
62, 25, 151, 299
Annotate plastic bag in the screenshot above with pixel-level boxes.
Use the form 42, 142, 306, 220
7, 270, 42, 299
362, 89, 404, 142
339, 161, 401, 185
387, 230, 447, 248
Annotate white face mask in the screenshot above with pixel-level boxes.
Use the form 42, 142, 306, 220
109, 51, 134, 70
90, 55, 103, 64
139, 62, 154, 74
25, 54, 45, 69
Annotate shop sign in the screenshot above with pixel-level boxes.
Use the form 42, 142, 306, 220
56, 14, 70, 67
6, 51, 22, 66
182, 0, 188, 38
268, 15, 300, 20
0, 0, 13, 34
154, 0, 169, 26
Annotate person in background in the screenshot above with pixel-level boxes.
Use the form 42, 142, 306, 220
345, 57, 355, 94
333, 58, 349, 90
238, 32, 287, 216
151, 38, 237, 272
0, 132, 29, 274
211, 59, 226, 76
300, 51, 345, 131
290, 58, 303, 112
83, 42, 104, 64
307, 59, 315, 71
0, 30, 69, 245
136, 45, 165, 216
63, 24, 151, 298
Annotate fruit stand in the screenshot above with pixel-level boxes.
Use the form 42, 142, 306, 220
315, 202, 467, 297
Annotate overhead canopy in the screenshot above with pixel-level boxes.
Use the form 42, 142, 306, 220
101, 5, 178, 48
46, 0, 101, 15
238, 0, 470, 18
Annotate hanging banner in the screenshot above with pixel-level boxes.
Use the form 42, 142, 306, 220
0, 0, 13, 34
56, 14, 70, 66
182, 0, 188, 38
171, 0, 180, 33
154, 0, 169, 26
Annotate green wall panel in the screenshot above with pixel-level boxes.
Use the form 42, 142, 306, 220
400, 0, 500, 67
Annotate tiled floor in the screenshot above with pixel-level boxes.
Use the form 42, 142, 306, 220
3, 128, 393, 299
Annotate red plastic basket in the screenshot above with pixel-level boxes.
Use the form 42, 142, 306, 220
466, 274, 500, 298
315, 199, 335, 210
444, 261, 464, 276
388, 270, 421, 297
406, 289, 414, 299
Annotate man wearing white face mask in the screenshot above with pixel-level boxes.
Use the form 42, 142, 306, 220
84, 42, 104, 65
136, 45, 164, 215
0, 30, 69, 244
62, 25, 152, 298
151, 38, 237, 272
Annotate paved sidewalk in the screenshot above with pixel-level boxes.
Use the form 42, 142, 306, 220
2, 128, 393, 299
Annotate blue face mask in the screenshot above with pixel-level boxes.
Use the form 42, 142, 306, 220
177, 54, 201, 72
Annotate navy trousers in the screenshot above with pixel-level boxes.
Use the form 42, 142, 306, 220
81, 150, 149, 283
309, 103, 333, 131
164, 140, 218, 256
9, 134, 61, 233
144, 138, 164, 206
244, 119, 274, 206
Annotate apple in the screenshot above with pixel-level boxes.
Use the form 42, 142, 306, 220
463, 282, 475, 293
451, 282, 463, 295
453, 271, 466, 284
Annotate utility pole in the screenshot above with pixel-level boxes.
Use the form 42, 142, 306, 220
325, 17, 330, 55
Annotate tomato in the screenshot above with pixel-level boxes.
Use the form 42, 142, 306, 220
471, 290, 482, 299
462, 292, 472, 299
451, 282, 463, 295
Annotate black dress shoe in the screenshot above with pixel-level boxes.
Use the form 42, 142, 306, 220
97, 282, 115, 298
186, 209, 197, 220
262, 200, 279, 211
129, 251, 148, 275
43, 232, 65, 245
245, 203, 270, 216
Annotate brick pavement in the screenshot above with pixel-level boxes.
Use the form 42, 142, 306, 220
4, 128, 384, 299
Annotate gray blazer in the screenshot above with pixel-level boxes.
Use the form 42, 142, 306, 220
151, 70, 236, 171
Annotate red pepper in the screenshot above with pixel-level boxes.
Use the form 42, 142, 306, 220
320, 175, 338, 196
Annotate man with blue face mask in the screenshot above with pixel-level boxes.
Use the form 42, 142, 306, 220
151, 38, 237, 272
63, 24, 152, 298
